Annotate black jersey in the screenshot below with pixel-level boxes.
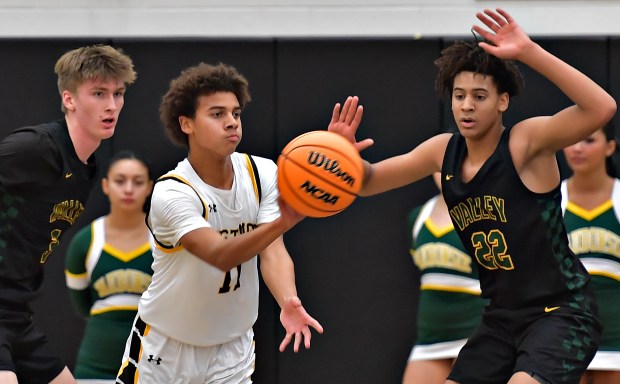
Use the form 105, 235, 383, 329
441, 128, 589, 309
0, 120, 96, 307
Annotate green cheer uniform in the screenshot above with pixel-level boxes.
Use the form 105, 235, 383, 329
65, 217, 153, 381
562, 179, 620, 371
408, 195, 487, 361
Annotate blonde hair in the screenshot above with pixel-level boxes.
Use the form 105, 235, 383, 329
54, 44, 137, 112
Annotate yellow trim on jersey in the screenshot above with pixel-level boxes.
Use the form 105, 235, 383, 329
566, 200, 613, 221
151, 173, 209, 251
155, 242, 184, 253
424, 219, 454, 238
103, 242, 152, 262
244, 153, 260, 202
589, 270, 620, 281
64, 269, 87, 279
91, 305, 139, 316
420, 284, 481, 296
158, 173, 209, 220
117, 360, 129, 378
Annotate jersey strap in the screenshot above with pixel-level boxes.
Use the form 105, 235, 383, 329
146, 174, 207, 250
243, 153, 262, 204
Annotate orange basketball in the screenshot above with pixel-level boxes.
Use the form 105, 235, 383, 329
277, 130, 363, 218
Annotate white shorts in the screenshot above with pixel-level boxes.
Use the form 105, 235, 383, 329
587, 350, 620, 371
408, 339, 467, 361
116, 316, 255, 383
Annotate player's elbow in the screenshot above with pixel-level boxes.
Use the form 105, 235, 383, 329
181, 234, 231, 272
598, 95, 617, 125
210, 254, 238, 272
187, 244, 232, 272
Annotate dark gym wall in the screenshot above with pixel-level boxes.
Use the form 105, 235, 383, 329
274, 38, 440, 383
0, 36, 616, 384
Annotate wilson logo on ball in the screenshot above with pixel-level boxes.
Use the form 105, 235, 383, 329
307, 151, 357, 188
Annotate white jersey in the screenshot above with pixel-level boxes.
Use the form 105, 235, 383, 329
139, 153, 280, 347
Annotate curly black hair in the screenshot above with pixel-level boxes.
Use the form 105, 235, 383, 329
159, 62, 252, 148
434, 40, 524, 99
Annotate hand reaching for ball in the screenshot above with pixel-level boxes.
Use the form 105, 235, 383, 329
328, 96, 373, 152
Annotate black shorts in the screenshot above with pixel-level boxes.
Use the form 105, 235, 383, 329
448, 288, 601, 384
0, 309, 66, 384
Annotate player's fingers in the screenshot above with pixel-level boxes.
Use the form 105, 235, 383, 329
351, 105, 364, 128
344, 96, 359, 124
330, 103, 342, 125
472, 26, 492, 43
307, 318, 324, 334
495, 8, 513, 25
475, 11, 497, 32
293, 332, 302, 353
482, 8, 505, 28
355, 138, 374, 152
339, 97, 352, 122
477, 41, 499, 56
279, 333, 292, 352
303, 328, 312, 349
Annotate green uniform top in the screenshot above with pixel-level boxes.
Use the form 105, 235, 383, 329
409, 195, 487, 345
562, 179, 620, 351
65, 216, 153, 379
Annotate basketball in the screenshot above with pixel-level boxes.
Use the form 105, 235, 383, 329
277, 130, 363, 218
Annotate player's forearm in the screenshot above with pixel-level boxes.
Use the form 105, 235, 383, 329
260, 245, 297, 309
359, 160, 374, 196
185, 219, 290, 272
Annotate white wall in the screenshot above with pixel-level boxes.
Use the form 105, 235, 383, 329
0, 0, 619, 38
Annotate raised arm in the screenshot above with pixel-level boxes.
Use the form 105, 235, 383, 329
474, 8, 616, 153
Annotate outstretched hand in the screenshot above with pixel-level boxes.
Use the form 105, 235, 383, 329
279, 296, 324, 353
473, 8, 534, 60
328, 96, 374, 152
